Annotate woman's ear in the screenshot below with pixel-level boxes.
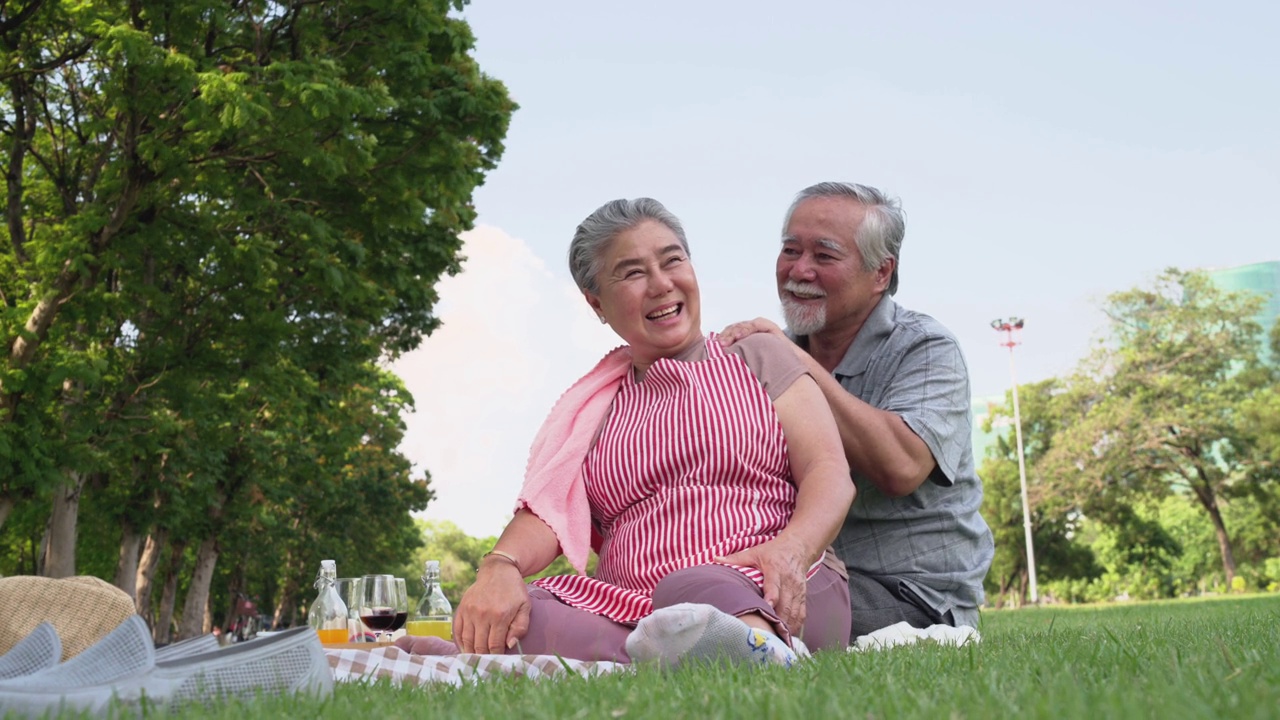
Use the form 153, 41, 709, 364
583, 291, 607, 323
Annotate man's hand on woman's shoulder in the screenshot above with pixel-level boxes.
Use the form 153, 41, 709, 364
717, 318, 788, 347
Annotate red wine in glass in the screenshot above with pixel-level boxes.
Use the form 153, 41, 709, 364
391, 611, 407, 632
360, 607, 397, 631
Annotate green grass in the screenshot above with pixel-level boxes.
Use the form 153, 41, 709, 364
26, 594, 1280, 720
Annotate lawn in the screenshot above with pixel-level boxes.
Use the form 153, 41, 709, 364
31, 594, 1280, 719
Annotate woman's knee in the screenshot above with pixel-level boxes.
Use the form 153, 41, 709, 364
652, 564, 762, 611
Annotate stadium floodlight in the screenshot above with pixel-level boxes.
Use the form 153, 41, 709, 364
991, 317, 1038, 605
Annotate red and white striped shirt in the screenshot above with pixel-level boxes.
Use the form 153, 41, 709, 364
534, 336, 804, 625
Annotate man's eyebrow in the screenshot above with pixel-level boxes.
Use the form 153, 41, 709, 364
781, 235, 846, 253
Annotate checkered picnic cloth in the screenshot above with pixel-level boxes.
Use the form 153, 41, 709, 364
326, 646, 627, 687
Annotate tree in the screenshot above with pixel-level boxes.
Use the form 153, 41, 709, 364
402, 519, 494, 607
980, 378, 1099, 606
401, 519, 597, 608
2, 0, 514, 636
1040, 269, 1275, 586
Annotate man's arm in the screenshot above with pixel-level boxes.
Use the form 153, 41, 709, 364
796, 353, 935, 497
720, 319, 937, 497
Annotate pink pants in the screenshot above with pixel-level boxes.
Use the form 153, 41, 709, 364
408, 561, 851, 662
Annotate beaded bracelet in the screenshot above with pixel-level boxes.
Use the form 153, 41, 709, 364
481, 549, 520, 571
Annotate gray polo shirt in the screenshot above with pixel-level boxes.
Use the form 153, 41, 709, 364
795, 294, 993, 627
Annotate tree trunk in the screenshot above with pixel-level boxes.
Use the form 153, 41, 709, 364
41, 472, 87, 578
272, 547, 300, 629
997, 573, 1016, 609
114, 521, 142, 598
177, 536, 218, 640
222, 564, 244, 632
0, 497, 12, 530
1203, 496, 1237, 586
155, 542, 185, 644
1191, 479, 1237, 585
135, 528, 168, 620
274, 571, 301, 631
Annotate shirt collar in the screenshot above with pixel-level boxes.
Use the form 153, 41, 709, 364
831, 293, 896, 379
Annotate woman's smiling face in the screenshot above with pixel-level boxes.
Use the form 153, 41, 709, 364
585, 219, 702, 370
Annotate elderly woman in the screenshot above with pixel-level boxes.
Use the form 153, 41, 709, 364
404, 198, 854, 666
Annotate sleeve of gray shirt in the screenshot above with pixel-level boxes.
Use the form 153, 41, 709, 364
878, 332, 973, 487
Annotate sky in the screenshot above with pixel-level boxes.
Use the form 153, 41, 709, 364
389, 0, 1279, 539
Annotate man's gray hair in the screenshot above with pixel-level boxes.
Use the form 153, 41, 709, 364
569, 197, 690, 294
783, 182, 905, 296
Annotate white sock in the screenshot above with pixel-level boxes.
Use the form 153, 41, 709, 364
791, 635, 812, 658
625, 603, 798, 668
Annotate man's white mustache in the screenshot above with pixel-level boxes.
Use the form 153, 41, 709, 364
783, 281, 825, 298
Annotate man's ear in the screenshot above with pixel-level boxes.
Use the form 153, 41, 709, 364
874, 258, 896, 292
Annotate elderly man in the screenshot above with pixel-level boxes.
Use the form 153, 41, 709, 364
721, 181, 993, 637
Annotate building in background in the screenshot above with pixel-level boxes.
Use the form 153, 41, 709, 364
1205, 260, 1280, 366
971, 394, 1010, 465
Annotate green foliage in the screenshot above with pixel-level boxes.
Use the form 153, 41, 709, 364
401, 519, 496, 607
1038, 488, 1280, 604
1038, 269, 1278, 584
400, 519, 598, 608
0, 0, 513, 632
980, 378, 1100, 606
979, 270, 1280, 603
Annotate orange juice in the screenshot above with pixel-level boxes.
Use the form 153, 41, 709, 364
316, 627, 348, 644
405, 619, 452, 640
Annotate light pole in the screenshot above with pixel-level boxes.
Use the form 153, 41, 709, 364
990, 317, 1038, 605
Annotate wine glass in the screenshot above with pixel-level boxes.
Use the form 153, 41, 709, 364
390, 578, 409, 636
357, 574, 399, 642
334, 577, 361, 642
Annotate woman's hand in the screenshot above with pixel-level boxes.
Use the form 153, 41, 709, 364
717, 534, 812, 633
450, 510, 562, 653
453, 560, 531, 653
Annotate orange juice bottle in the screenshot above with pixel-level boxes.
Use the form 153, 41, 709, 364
316, 627, 348, 644
405, 619, 452, 640
409, 560, 453, 641
307, 559, 350, 644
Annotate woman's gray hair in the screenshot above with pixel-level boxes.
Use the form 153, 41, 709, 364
569, 198, 690, 294
782, 182, 906, 296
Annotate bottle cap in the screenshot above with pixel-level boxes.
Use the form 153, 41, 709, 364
425, 560, 440, 573
321, 559, 336, 572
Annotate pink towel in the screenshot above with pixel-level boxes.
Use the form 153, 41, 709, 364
516, 346, 632, 574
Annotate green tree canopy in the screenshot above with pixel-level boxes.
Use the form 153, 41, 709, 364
1, 0, 514, 636
1039, 269, 1276, 585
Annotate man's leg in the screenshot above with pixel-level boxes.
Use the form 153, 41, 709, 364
846, 570, 936, 640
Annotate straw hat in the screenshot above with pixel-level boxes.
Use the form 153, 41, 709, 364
0, 576, 139, 660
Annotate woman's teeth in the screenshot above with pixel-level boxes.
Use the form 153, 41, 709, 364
647, 305, 680, 320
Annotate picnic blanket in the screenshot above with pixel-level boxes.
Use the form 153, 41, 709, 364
850, 622, 981, 652
326, 646, 627, 687
326, 622, 980, 686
